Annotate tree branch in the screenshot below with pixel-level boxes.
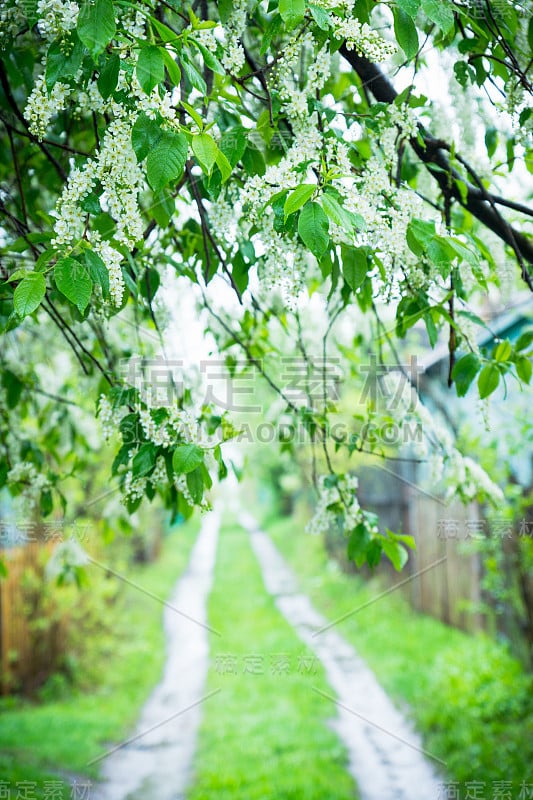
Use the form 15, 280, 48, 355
340, 47, 533, 285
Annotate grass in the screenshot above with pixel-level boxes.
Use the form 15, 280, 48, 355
264, 509, 533, 787
188, 518, 358, 800
0, 519, 199, 798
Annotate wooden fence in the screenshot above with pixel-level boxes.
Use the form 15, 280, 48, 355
355, 465, 486, 634
0, 542, 66, 694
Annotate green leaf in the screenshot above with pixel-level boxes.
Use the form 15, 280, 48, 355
484, 127, 498, 159
132, 113, 163, 162
6, 269, 32, 283
298, 202, 330, 260
396, 0, 420, 17
279, 0, 305, 29
173, 443, 204, 474
320, 192, 360, 231
151, 17, 180, 43
77, 0, 116, 58
515, 331, 533, 352
191, 38, 225, 75
284, 184, 315, 219
146, 131, 188, 192
132, 442, 157, 478
80, 192, 102, 216
342, 246, 368, 290
85, 250, 109, 299
421, 0, 454, 33
13, 273, 46, 318
162, 49, 182, 86
424, 310, 438, 347
140, 267, 160, 300
180, 54, 207, 94
308, 4, 331, 29
218, 0, 233, 23
54, 258, 93, 313
186, 467, 204, 504
97, 53, 120, 99
347, 522, 370, 563
220, 127, 247, 167
137, 45, 165, 94
493, 339, 512, 362
393, 7, 419, 60
525, 149, 533, 176
215, 150, 232, 182
478, 364, 500, 399
382, 538, 408, 571
242, 144, 265, 177
427, 236, 454, 278
451, 352, 480, 397
231, 251, 250, 294
46, 35, 84, 90
192, 133, 218, 175
516, 356, 532, 384
366, 539, 382, 568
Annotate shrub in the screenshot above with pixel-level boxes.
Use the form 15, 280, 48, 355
419, 637, 533, 782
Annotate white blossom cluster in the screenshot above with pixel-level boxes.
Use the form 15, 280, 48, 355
51, 160, 98, 245
130, 71, 179, 125
174, 473, 194, 505
276, 35, 331, 121
92, 237, 125, 306
24, 41, 181, 308
122, 448, 168, 504
121, 8, 145, 39
384, 372, 505, 505
25, 74, 73, 139
257, 215, 307, 310
50, 111, 143, 304
241, 119, 322, 218
36, 0, 79, 41
331, 105, 432, 291
151, 457, 167, 485
138, 407, 174, 448
174, 474, 212, 512
306, 473, 360, 536
331, 17, 396, 61
0, 0, 27, 43
208, 196, 242, 244
7, 461, 51, 510
96, 114, 144, 248
221, 0, 247, 73
98, 394, 118, 441
123, 469, 146, 502
311, 0, 355, 10
133, 396, 212, 451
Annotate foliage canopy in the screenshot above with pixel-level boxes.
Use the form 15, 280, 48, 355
0, 0, 532, 568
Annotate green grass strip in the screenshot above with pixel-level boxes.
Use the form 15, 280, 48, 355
188, 518, 358, 800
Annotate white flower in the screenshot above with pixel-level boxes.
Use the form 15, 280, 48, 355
307, 473, 360, 536
7, 461, 51, 510
222, 40, 245, 73
150, 457, 168, 485
92, 239, 125, 307
36, 0, 79, 41
98, 394, 116, 441
24, 74, 73, 140
331, 17, 396, 62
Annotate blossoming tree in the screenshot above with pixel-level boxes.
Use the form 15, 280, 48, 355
0, 0, 532, 569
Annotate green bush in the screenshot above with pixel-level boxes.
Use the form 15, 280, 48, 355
420, 637, 533, 782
